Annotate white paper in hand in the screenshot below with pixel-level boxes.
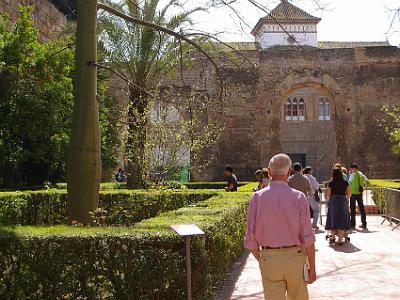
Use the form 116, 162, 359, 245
303, 264, 309, 282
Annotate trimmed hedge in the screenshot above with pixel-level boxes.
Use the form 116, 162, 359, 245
0, 192, 251, 299
183, 182, 248, 190
0, 190, 215, 226
369, 179, 400, 189
1, 181, 251, 191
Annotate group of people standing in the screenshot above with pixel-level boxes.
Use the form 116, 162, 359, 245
243, 153, 369, 300
325, 163, 368, 243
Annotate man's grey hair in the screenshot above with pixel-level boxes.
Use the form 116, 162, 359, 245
268, 153, 292, 176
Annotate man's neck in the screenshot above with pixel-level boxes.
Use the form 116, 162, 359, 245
271, 175, 288, 181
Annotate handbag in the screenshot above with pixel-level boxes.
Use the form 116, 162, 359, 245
314, 192, 320, 202
357, 172, 363, 193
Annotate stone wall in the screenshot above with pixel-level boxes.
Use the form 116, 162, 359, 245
168, 46, 400, 181
0, 0, 66, 41
106, 45, 400, 182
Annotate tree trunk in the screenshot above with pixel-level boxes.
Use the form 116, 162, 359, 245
67, 0, 101, 224
126, 86, 147, 189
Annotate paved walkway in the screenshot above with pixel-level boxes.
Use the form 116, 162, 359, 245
215, 216, 400, 300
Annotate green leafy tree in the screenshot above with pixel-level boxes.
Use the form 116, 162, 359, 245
381, 106, 400, 154
70, 0, 221, 222
98, 0, 203, 188
148, 90, 224, 182
0, 7, 74, 188
99, 94, 122, 172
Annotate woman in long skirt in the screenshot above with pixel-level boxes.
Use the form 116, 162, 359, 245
325, 167, 352, 245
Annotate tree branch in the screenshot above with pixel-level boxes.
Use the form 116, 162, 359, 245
97, 2, 224, 101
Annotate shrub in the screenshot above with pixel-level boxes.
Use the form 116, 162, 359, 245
371, 188, 386, 213
0, 190, 215, 226
369, 179, 400, 189
0, 192, 251, 299
183, 182, 248, 190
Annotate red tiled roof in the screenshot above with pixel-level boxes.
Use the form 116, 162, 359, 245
252, 1, 320, 35
265, 0, 320, 21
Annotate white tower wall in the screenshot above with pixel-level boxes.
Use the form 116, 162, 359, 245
255, 23, 318, 50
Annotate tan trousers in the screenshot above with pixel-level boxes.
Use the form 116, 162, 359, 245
259, 247, 309, 300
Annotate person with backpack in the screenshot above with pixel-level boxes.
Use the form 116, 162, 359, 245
348, 163, 368, 229
303, 166, 321, 230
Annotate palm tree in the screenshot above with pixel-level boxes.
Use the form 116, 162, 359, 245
98, 0, 203, 188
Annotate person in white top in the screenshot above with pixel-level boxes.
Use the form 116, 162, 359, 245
303, 166, 321, 229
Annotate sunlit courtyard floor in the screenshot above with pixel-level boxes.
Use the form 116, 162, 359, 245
215, 215, 400, 300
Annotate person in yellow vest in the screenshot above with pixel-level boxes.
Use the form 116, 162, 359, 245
348, 163, 368, 229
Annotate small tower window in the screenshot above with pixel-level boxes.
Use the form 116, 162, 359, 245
319, 97, 331, 121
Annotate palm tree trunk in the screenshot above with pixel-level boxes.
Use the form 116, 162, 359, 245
67, 0, 101, 224
126, 86, 147, 189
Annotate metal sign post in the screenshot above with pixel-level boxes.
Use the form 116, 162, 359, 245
170, 224, 205, 300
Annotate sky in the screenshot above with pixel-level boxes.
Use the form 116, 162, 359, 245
188, 0, 400, 46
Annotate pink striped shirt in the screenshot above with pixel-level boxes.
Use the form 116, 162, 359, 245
244, 180, 315, 249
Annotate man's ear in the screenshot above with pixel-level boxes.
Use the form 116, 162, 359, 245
287, 168, 291, 177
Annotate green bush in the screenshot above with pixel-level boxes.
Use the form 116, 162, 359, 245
369, 180, 400, 214
0, 192, 251, 299
0, 190, 215, 226
183, 182, 248, 190
371, 188, 386, 213
369, 179, 400, 189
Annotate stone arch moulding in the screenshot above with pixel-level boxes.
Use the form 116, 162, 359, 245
276, 71, 341, 102
274, 74, 343, 178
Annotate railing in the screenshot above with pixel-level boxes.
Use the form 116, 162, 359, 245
379, 187, 400, 230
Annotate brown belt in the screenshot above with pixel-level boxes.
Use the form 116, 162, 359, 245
261, 245, 297, 250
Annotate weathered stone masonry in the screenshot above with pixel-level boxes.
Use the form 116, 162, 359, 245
0, 0, 66, 41
173, 45, 400, 181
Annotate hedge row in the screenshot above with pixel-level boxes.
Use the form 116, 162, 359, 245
1, 181, 251, 192
182, 182, 248, 189
0, 192, 252, 299
0, 189, 215, 226
369, 179, 400, 189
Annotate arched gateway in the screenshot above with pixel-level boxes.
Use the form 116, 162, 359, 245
280, 83, 336, 180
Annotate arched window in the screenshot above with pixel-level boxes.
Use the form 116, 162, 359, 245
298, 98, 305, 120
292, 98, 298, 120
319, 97, 331, 121
285, 99, 292, 121
285, 97, 306, 121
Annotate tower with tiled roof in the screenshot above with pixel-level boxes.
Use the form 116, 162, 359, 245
251, 0, 321, 50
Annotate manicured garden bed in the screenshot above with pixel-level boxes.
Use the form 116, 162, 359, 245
0, 192, 252, 299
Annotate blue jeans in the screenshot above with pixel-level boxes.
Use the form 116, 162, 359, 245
308, 196, 320, 227
350, 194, 366, 227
